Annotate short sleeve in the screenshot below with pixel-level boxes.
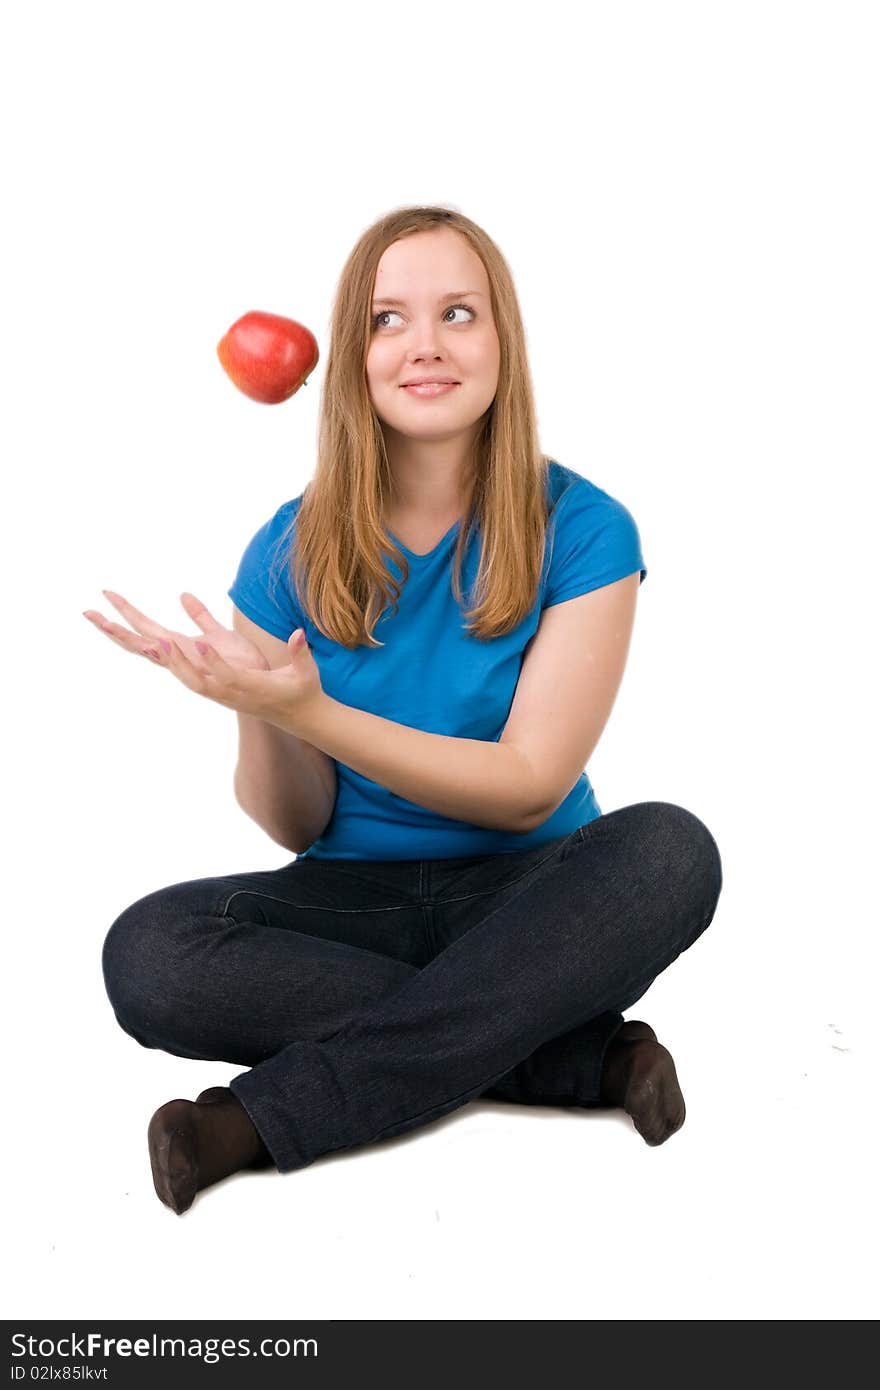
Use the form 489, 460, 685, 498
543, 480, 647, 609
227, 498, 306, 641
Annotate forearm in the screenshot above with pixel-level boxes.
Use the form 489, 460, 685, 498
234, 712, 336, 853
288, 694, 540, 834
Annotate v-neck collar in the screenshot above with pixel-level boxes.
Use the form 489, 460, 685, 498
384, 516, 462, 561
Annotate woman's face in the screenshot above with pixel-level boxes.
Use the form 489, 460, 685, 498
365, 228, 501, 447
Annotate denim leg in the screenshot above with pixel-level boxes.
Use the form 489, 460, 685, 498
102, 857, 620, 1110
228, 802, 723, 1171
480, 1011, 627, 1108
101, 860, 430, 1067
100, 854, 597, 1097
483, 804, 725, 1107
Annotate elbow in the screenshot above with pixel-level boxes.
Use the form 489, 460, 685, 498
516, 802, 553, 835
514, 785, 557, 835
516, 774, 569, 834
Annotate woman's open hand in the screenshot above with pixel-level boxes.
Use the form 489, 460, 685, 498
83, 591, 270, 674
83, 589, 325, 732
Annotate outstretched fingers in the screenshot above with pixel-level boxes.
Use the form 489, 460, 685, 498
179, 592, 224, 633
101, 589, 164, 638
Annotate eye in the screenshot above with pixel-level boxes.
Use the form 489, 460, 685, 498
444, 304, 476, 324
370, 304, 477, 330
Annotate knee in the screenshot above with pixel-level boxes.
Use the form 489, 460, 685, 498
632, 801, 723, 923
101, 884, 204, 1043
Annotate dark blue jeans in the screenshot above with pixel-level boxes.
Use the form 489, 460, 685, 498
102, 801, 723, 1173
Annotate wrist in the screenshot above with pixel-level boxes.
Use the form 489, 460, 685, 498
283, 689, 335, 744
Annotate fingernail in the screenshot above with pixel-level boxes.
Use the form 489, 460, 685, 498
195, 642, 208, 655
158, 638, 171, 653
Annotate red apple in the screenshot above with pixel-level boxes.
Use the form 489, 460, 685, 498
217, 310, 319, 404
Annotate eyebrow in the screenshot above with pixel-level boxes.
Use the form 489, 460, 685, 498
371, 290, 484, 307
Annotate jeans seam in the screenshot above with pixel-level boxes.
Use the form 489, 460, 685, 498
221, 828, 585, 916
419, 860, 437, 955
220, 888, 417, 917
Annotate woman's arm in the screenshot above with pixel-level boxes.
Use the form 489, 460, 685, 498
231, 607, 337, 853
234, 714, 337, 853
292, 696, 540, 835
285, 573, 641, 836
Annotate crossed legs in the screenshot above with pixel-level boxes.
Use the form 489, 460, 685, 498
102, 803, 722, 1212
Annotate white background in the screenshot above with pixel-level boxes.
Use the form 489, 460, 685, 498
3, 0, 876, 1321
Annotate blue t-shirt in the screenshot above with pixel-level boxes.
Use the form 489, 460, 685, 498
228, 459, 647, 860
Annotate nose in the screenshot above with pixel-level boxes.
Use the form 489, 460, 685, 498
403, 316, 450, 362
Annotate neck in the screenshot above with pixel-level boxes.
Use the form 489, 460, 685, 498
382, 428, 478, 517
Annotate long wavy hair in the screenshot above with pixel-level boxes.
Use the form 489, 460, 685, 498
271, 204, 553, 648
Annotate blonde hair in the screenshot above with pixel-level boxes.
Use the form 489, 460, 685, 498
272, 204, 552, 648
